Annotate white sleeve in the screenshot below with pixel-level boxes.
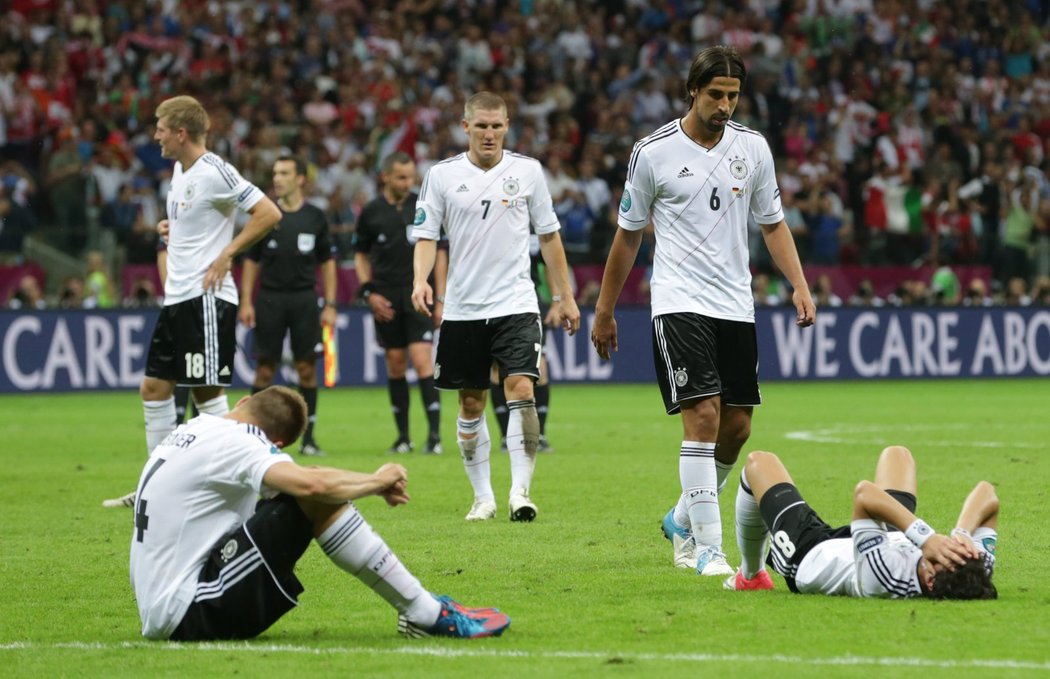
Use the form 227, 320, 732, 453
210, 429, 294, 496
208, 160, 264, 213
749, 139, 785, 225
617, 141, 655, 231
852, 519, 915, 598
528, 164, 560, 234
413, 166, 445, 240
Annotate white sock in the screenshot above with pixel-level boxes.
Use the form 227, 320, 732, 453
681, 441, 720, 550
194, 394, 229, 416
318, 503, 441, 626
143, 397, 176, 455
716, 459, 735, 494
506, 400, 536, 495
735, 467, 768, 578
457, 415, 494, 502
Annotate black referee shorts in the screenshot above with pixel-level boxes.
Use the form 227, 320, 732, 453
252, 289, 322, 363
373, 286, 435, 349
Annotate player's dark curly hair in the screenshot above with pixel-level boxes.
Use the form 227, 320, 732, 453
248, 386, 308, 448
686, 45, 747, 106
927, 556, 997, 600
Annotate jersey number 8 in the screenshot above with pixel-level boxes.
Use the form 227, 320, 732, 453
773, 530, 796, 558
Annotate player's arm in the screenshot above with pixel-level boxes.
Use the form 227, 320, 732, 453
760, 219, 815, 328
411, 237, 438, 317
952, 481, 999, 535
591, 226, 643, 359
263, 461, 410, 506
433, 243, 448, 327
238, 258, 260, 327
538, 231, 580, 335
320, 258, 338, 327
157, 249, 168, 286
852, 480, 976, 569
203, 196, 282, 292
353, 250, 394, 322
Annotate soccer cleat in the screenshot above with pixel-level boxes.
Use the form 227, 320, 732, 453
695, 546, 736, 577
398, 595, 510, 639
388, 438, 413, 454
536, 435, 553, 453
508, 490, 537, 522
723, 569, 775, 591
465, 499, 497, 521
102, 490, 136, 509
661, 509, 697, 569
424, 436, 443, 455
300, 441, 325, 457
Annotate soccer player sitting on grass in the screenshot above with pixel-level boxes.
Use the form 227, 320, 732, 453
726, 445, 997, 599
128, 386, 510, 640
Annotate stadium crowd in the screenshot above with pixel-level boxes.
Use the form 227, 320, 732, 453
1, 0, 1049, 310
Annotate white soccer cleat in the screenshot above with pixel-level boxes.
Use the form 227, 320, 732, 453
102, 490, 136, 508
696, 546, 736, 577
465, 500, 497, 522
508, 490, 537, 522
672, 535, 698, 569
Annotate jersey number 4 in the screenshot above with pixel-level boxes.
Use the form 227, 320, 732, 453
135, 458, 167, 542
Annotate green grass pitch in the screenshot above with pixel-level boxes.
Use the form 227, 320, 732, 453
2, 379, 1049, 677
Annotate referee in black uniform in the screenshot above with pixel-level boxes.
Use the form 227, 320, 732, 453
354, 152, 444, 454
239, 156, 338, 456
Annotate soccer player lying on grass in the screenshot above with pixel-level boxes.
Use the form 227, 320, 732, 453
725, 445, 998, 599
128, 386, 510, 641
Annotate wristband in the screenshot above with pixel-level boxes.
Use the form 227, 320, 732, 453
324, 301, 337, 308
905, 519, 935, 548
950, 527, 973, 540
551, 294, 562, 302
435, 295, 445, 303
358, 282, 375, 300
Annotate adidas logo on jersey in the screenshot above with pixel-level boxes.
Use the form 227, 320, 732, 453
677, 167, 693, 178
456, 183, 470, 192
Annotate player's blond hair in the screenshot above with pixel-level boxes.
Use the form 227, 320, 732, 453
247, 386, 308, 447
156, 95, 210, 143
464, 91, 507, 122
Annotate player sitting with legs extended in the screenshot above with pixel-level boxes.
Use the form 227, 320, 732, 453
726, 445, 997, 599
129, 386, 510, 640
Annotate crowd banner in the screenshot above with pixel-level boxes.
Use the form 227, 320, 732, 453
1, 307, 1048, 393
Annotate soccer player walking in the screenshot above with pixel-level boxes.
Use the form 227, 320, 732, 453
591, 46, 815, 575
104, 95, 281, 508
239, 156, 338, 456
411, 92, 580, 522
354, 152, 445, 455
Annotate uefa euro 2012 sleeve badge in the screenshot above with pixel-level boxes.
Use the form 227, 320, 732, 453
503, 177, 520, 195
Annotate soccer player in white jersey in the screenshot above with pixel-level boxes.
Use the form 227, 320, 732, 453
103, 95, 281, 508
591, 46, 816, 576
411, 91, 581, 523
726, 445, 998, 599
129, 386, 510, 640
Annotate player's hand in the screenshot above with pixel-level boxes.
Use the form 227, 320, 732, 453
156, 219, 169, 240
921, 533, 975, 571
544, 304, 563, 329
411, 282, 433, 317
591, 309, 617, 360
203, 254, 232, 293
433, 299, 443, 327
793, 288, 816, 327
320, 305, 338, 328
239, 303, 255, 328
369, 292, 395, 323
375, 463, 410, 506
558, 296, 581, 336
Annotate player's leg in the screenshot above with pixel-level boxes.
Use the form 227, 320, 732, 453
459, 388, 495, 519
874, 445, 917, 497
715, 318, 762, 493
384, 348, 412, 452
716, 406, 752, 492
403, 291, 442, 454
188, 295, 237, 416
678, 395, 731, 574
535, 353, 552, 452
173, 385, 192, 424
727, 450, 798, 592
288, 290, 324, 455
249, 289, 282, 392
489, 363, 509, 450
294, 358, 323, 455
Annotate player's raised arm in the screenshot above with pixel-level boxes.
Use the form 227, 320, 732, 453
411, 237, 437, 316
592, 227, 644, 359
204, 197, 281, 292
263, 461, 410, 506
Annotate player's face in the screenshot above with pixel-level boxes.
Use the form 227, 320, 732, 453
154, 118, 182, 159
272, 160, 303, 200
382, 161, 416, 203
463, 107, 508, 167
691, 76, 741, 134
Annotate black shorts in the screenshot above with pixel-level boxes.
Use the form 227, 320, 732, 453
435, 313, 542, 390
373, 286, 434, 349
146, 295, 237, 386
651, 312, 761, 414
760, 483, 917, 593
252, 289, 322, 363
170, 495, 313, 641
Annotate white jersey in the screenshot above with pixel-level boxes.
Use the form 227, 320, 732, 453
618, 119, 784, 322
164, 152, 265, 306
795, 520, 998, 598
128, 414, 293, 639
413, 151, 559, 320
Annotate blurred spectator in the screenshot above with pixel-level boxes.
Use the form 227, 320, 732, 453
58, 275, 86, 309
46, 131, 88, 253
752, 272, 783, 307
0, 190, 37, 258
811, 274, 843, 308
1031, 276, 1050, 305
848, 279, 885, 307
962, 278, 994, 307
101, 183, 138, 246
6, 273, 46, 310
123, 274, 160, 308
84, 250, 116, 308
930, 266, 962, 305
1004, 277, 1032, 306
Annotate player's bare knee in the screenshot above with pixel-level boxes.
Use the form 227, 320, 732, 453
140, 377, 173, 401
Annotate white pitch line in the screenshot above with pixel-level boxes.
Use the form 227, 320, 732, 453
784, 423, 1044, 449
1, 641, 1048, 671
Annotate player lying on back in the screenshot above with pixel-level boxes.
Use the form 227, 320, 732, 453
725, 445, 997, 599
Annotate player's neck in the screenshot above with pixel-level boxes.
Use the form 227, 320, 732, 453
177, 144, 208, 170
681, 111, 725, 149
467, 148, 503, 171
279, 193, 305, 211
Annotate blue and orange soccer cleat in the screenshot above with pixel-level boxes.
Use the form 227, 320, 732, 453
661, 508, 697, 569
398, 595, 510, 639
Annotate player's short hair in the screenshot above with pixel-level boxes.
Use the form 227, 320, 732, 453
247, 386, 308, 448
464, 91, 507, 121
685, 45, 747, 106
156, 95, 210, 143
927, 556, 997, 600
381, 151, 414, 174
275, 155, 307, 177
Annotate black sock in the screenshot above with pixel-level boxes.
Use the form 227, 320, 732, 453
419, 376, 441, 440
173, 386, 191, 425
299, 386, 318, 443
389, 377, 410, 440
535, 383, 550, 435
490, 381, 509, 438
